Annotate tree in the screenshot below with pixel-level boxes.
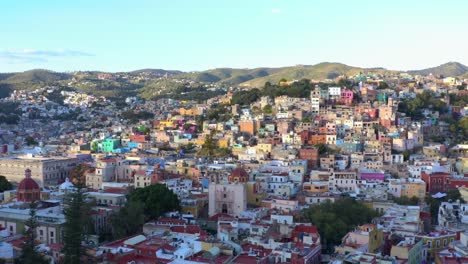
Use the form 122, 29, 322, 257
262, 105, 273, 115
376, 81, 389, 90
62, 183, 92, 264
393, 196, 419, 205
199, 130, 217, 158
25, 136, 38, 146
304, 198, 381, 253
251, 106, 262, 116
0, 176, 13, 192
90, 141, 98, 153
15, 202, 48, 264
109, 200, 145, 239
446, 188, 465, 203
128, 184, 181, 220
68, 164, 88, 185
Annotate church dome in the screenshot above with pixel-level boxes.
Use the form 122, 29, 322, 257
59, 178, 74, 191
228, 167, 249, 183
18, 169, 40, 191
231, 168, 248, 178
17, 169, 41, 202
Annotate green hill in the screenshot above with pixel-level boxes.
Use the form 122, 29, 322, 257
175, 67, 280, 85
129, 69, 183, 76
238, 62, 391, 87
0, 69, 72, 91
408, 62, 468, 77
5, 69, 71, 83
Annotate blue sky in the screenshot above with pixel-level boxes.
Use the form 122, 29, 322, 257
1, 0, 467, 72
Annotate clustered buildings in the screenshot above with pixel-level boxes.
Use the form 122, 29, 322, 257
0, 71, 467, 263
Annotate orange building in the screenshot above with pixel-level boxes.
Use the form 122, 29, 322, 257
239, 120, 260, 135
308, 134, 327, 145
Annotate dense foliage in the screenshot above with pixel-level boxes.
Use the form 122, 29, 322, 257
120, 110, 154, 123
398, 90, 448, 120
152, 85, 225, 102
109, 200, 145, 240
393, 196, 420, 205
0, 102, 21, 124
231, 79, 316, 106
0, 176, 13, 192
206, 104, 232, 122
304, 198, 381, 253
127, 184, 181, 220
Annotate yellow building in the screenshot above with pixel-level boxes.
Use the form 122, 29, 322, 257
417, 232, 457, 260
256, 143, 272, 154
179, 108, 197, 116
246, 182, 266, 206
335, 224, 383, 255
303, 181, 329, 193
402, 181, 426, 200
157, 120, 174, 130
217, 139, 230, 148
216, 123, 225, 131
181, 195, 208, 218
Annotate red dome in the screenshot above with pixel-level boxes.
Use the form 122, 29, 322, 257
17, 168, 41, 202
231, 168, 248, 178
229, 168, 249, 183
18, 178, 40, 191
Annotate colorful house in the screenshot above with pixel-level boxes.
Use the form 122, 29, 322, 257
101, 138, 121, 153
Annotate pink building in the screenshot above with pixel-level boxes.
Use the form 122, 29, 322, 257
340, 90, 354, 105
360, 169, 385, 181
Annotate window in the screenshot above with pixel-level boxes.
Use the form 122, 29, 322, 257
40, 230, 43, 236
436, 240, 440, 248
50, 231, 54, 237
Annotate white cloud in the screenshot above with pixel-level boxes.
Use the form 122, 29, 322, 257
271, 8, 282, 14
0, 49, 93, 64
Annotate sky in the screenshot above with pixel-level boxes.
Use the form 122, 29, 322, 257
1, 0, 467, 72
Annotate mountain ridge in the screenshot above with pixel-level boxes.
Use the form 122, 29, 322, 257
407, 62, 468, 77
0, 62, 466, 100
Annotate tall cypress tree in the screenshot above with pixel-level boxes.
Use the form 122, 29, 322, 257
62, 183, 91, 264
15, 202, 48, 264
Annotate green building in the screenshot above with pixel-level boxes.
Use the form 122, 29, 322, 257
101, 138, 121, 153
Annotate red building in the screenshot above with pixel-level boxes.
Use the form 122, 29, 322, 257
448, 178, 468, 189
300, 130, 312, 145
130, 134, 148, 143
299, 148, 319, 169
421, 172, 452, 194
